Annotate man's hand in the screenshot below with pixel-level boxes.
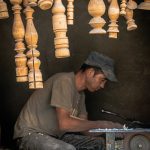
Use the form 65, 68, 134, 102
97, 120, 123, 129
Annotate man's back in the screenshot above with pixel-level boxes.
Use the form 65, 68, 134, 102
14, 72, 84, 139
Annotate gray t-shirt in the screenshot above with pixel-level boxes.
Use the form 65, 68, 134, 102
14, 72, 87, 139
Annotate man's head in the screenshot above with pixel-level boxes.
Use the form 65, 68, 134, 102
78, 51, 117, 92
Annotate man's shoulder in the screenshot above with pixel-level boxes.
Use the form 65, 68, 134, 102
44, 72, 74, 85
50, 72, 74, 81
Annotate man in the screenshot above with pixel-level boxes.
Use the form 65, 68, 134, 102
14, 51, 122, 150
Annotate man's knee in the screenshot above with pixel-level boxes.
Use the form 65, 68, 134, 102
63, 143, 76, 150
42, 142, 76, 150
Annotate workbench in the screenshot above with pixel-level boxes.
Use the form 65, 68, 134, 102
89, 128, 150, 150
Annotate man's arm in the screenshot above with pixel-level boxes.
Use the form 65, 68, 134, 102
56, 107, 122, 132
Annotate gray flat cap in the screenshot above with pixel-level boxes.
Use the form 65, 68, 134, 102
84, 51, 118, 82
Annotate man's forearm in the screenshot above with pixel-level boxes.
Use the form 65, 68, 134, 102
59, 117, 103, 132
56, 107, 122, 132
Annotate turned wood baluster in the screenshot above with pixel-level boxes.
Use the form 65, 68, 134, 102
23, 0, 29, 7
0, 0, 9, 19
125, 8, 137, 31
120, 0, 127, 16
88, 0, 106, 34
127, 0, 137, 9
138, 0, 150, 10
124, 0, 137, 31
24, 6, 43, 89
107, 0, 120, 38
52, 0, 70, 58
10, 0, 28, 82
28, 0, 37, 7
67, 0, 74, 25
38, 0, 53, 10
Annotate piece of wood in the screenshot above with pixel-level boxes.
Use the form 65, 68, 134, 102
28, 0, 37, 7
120, 0, 127, 16
127, 0, 137, 10
38, 0, 53, 10
88, 0, 106, 34
0, 0, 9, 19
24, 6, 43, 89
138, 0, 150, 10
52, 0, 70, 58
125, 8, 137, 31
10, 0, 28, 82
106, 133, 115, 150
107, 0, 119, 38
23, 0, 29, 7
67, 0, 74, 25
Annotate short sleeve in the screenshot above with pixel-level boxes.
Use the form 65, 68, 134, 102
51, 78, 73, 110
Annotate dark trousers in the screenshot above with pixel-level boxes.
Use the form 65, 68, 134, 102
16, 132, 105, 150
60, 133, 105, 150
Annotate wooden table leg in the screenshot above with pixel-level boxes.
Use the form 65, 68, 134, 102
106, 132, 115, 150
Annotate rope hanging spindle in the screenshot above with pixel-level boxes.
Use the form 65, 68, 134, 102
10, 0, 28, 82
24, 6, 43, 89
52, 0, 70, 58
107, 0, 120, 38
0, 0, 9, 19
67, 0, 74, 25
88, 0, 106, 34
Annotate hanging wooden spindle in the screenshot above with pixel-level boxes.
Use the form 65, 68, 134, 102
28, 0, 37, 7
24, 6, 43, 89
120, 0, 127, 16
52, 0, 70, 58
23, 0, 29, 7
125, 8, 137, 31
127, 0, 137, 10
38, 0, 53, 10
138, 0, 150, 10
107, 0, 120, 38
0, 0, 9, 19
88, 0, 106, 34
67, 0, 74, 25
10, 0, 28, 82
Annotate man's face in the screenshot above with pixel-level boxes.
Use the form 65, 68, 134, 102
85, 69, 107, 92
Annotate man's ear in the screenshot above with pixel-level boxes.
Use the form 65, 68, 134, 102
86, 68, 95, 77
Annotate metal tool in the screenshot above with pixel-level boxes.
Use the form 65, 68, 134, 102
101, 108, 150, 128
101, 109, 127, 120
